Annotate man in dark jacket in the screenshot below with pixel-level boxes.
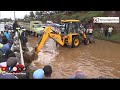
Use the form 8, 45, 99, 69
104, 26, 108, 37
21, 29, 28, 48
13, 21, 19, 33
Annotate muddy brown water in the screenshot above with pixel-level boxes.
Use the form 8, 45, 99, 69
27, 35, 120, 78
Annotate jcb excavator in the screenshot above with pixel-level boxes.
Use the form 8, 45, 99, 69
35, 20, 89, 54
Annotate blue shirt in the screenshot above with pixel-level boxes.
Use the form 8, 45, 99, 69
4, 32, 10, 40
0, 43, 11, 54
0, 38, 2, 43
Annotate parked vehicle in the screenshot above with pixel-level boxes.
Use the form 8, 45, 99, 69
23, 21, 44, 36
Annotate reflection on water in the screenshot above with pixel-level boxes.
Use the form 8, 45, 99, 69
28, 36, 120, 78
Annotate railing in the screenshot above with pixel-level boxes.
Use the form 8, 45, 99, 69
19, 39, 25, 66
15, 30, 25, 66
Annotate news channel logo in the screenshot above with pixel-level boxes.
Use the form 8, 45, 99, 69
0, 67, 6, 74
0, 64, 26, 74
93, 17, 119, 23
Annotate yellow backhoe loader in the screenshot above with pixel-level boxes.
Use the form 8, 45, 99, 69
35, 20, 89, 54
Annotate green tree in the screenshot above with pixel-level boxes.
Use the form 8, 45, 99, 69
29, 11, 35, 19
35, 11, 42, 19
24, 14, 29, 19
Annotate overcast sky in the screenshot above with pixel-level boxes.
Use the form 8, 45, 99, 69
0, 11, 35, 20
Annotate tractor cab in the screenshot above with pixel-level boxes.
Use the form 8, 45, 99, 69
60, 20, 81, 35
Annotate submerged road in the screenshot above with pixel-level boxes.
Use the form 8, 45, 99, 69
27, 35, 120, 78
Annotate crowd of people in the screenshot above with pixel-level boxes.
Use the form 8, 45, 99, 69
79, 23, 94, 36
0, 21, 29, 79
100, 26, 113, 37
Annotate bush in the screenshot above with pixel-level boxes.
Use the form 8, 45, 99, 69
70, 13, 80, 19
53, 13, 62, 19
61, 15, 71, 20
80, 11, 104, 22
93, 29, 120, 43
87, 11, 104, 19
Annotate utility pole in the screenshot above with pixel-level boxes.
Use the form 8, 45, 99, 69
0, 11, 1, 23
14, 11, 15, 21
0, 11, 1, 31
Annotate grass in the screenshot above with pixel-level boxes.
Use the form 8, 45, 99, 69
93, 30, 120, 43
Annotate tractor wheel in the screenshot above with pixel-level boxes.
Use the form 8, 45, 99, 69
72, 36, 80, 48
84, 38, 89, 45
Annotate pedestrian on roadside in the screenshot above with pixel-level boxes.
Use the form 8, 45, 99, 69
4, 30, 10, 40
0, 37, 11, 55
87, 25, 93, 36
13, 21, 19, 33
104, 26, 108, 37
1, 31, 4, 38
21, 28, 28, 48
100, 27, 104, 33
108, 26, 113, 37
0, 34, 3, 43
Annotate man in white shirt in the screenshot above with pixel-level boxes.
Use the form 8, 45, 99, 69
100, 27, 104, 33
87, 26, 93, 35
89, 28, 93, 35
108, 26, 113, 37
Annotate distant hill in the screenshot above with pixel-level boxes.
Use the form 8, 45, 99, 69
48, 11, 120, 32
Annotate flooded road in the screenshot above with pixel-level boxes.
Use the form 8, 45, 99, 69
28, 35, 120, 78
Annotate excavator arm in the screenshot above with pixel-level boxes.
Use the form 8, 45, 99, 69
35, 26, 65, 54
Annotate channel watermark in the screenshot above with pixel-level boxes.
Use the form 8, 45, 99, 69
93, 17, 119, 23
3, 73, 26, 75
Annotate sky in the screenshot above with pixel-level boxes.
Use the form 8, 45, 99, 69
0, 11, 33, 20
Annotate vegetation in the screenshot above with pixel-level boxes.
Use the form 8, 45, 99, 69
46, 11, 105, 23
3, 11, 102, 23
93, 29, 120, 43
0, 18, 13, 22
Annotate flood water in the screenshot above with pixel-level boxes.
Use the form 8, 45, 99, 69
28, 35, 120, 79
1, 23, 120, 78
